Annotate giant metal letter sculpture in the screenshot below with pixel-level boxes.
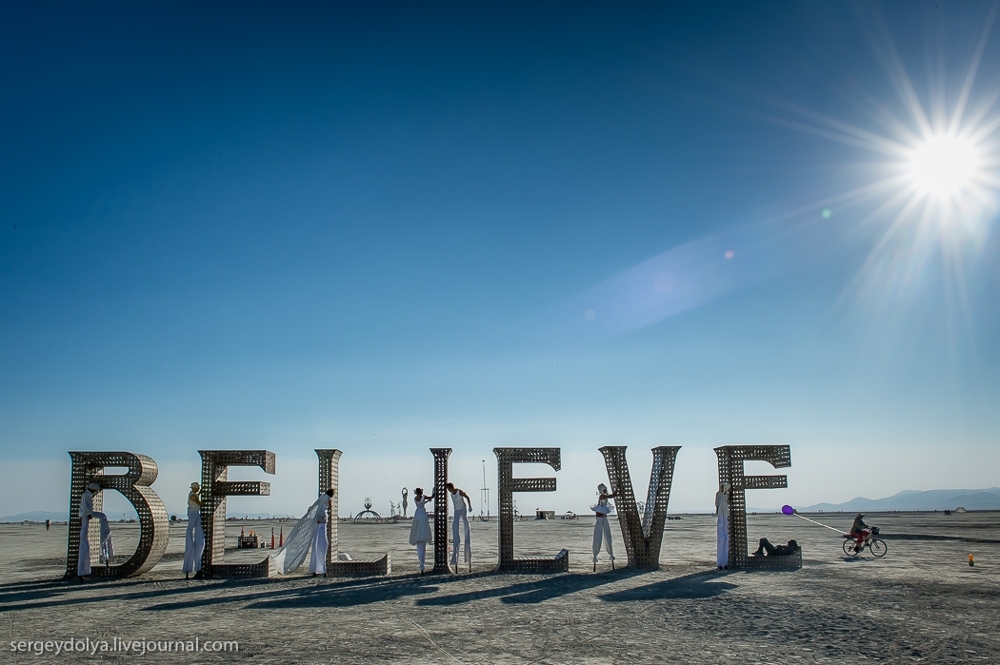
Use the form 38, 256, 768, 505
430, 448, 451, 573
315, 449, 390, 576
599, 446, 680, 569
199, 450, 276, 577
715, 445, 791, 569
494, 447, 568, 572
66, 452, 168, 579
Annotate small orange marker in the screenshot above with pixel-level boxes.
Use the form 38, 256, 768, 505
969, 554, 975, 567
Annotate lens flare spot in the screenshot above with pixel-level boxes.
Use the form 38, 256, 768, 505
584, 309, 596, 320
725, 250, 735, 259
821, 208, 832, 219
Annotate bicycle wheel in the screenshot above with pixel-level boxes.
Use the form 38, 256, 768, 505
870, 539, 887, 558
842, 538, 860, 556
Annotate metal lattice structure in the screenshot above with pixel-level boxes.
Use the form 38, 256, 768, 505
493, 448, 569, 573
199, 450, 276, 578
315, 449, 390, 577
430, 448, 451, 573
715, 445, 791, 569
599, 446, 680, 570
66, 452, 169, 579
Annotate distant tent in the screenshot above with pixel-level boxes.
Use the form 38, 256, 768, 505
955, 506, 968, 513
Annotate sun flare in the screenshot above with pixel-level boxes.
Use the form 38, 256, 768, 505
907, 134, 982, 200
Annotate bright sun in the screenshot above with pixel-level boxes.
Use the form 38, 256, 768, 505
907, 134, 981, 200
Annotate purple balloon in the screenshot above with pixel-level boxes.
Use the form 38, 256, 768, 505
781, 505, 794, 515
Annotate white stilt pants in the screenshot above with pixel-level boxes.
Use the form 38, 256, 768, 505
451, 508, 471, 565
309, 521, 329, 574
77, 519, 91, 577
182, 508, 205, 573
717, 513, 730, 567
593, 515, 615, 562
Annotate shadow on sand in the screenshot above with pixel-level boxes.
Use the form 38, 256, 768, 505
1, 568, 741, 612
0, 577, 250, 613
599, 570, 738, 601
416, 570, 640, 606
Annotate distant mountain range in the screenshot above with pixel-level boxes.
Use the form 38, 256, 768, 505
801, 488, 1000, 513
0, 511, 67, 523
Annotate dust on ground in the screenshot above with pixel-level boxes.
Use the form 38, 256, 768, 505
2, 512, 998, 664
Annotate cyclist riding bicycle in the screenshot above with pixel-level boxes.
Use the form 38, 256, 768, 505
850, 513, 870, 552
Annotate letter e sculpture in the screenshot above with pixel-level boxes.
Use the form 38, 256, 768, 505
494, 447, 568, 572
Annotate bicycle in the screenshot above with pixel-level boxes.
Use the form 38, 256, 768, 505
842, 525, 887, 557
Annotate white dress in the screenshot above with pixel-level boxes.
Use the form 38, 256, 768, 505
77, 489, 94, 576
409, 496, 432, 545
309, 494, 332, 575
409, 495, 433, 572
274, 493, 330, 575
715, 489, 730, 567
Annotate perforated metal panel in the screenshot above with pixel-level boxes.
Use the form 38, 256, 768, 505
66, 452, 168, 579
599, 446, 680, 570
714, 445, 791, 569
315, 449, 390, 577
199, 450, 276, 578
430, 448, 451, 574
493, 448, 568, 573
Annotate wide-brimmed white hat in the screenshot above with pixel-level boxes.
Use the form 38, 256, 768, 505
191, 482, 201, 489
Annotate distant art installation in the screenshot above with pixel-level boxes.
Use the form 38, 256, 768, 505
599, 446, 680, 570
65, 452, 168, 579
714, 445, 792, 569
199, 450, 276, 578
493, 448, 569, 572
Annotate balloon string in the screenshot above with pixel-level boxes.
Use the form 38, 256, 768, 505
792, 513, 846, 533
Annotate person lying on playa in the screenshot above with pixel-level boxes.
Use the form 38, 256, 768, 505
751, 538, 799, 557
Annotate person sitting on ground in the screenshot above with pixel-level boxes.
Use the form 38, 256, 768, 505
850, 513, 870, 552
751, 538, 799, 557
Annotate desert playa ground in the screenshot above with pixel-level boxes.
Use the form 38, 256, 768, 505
2, 511, 998, 664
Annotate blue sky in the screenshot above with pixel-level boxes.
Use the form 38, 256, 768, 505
2, 2, 999, 520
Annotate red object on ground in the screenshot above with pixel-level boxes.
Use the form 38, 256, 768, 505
270, 528, 275, 549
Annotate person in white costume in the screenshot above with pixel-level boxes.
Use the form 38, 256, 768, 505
714, 482, 731, 569
77, 482, 100, 580
446, 482, 472, 571
183, 482, 205, 579
309, 489, 335, 576
408, 487, 434, 574
92, 510, 114, 565
591, 483, 617, 571
273, 489, 336, 576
